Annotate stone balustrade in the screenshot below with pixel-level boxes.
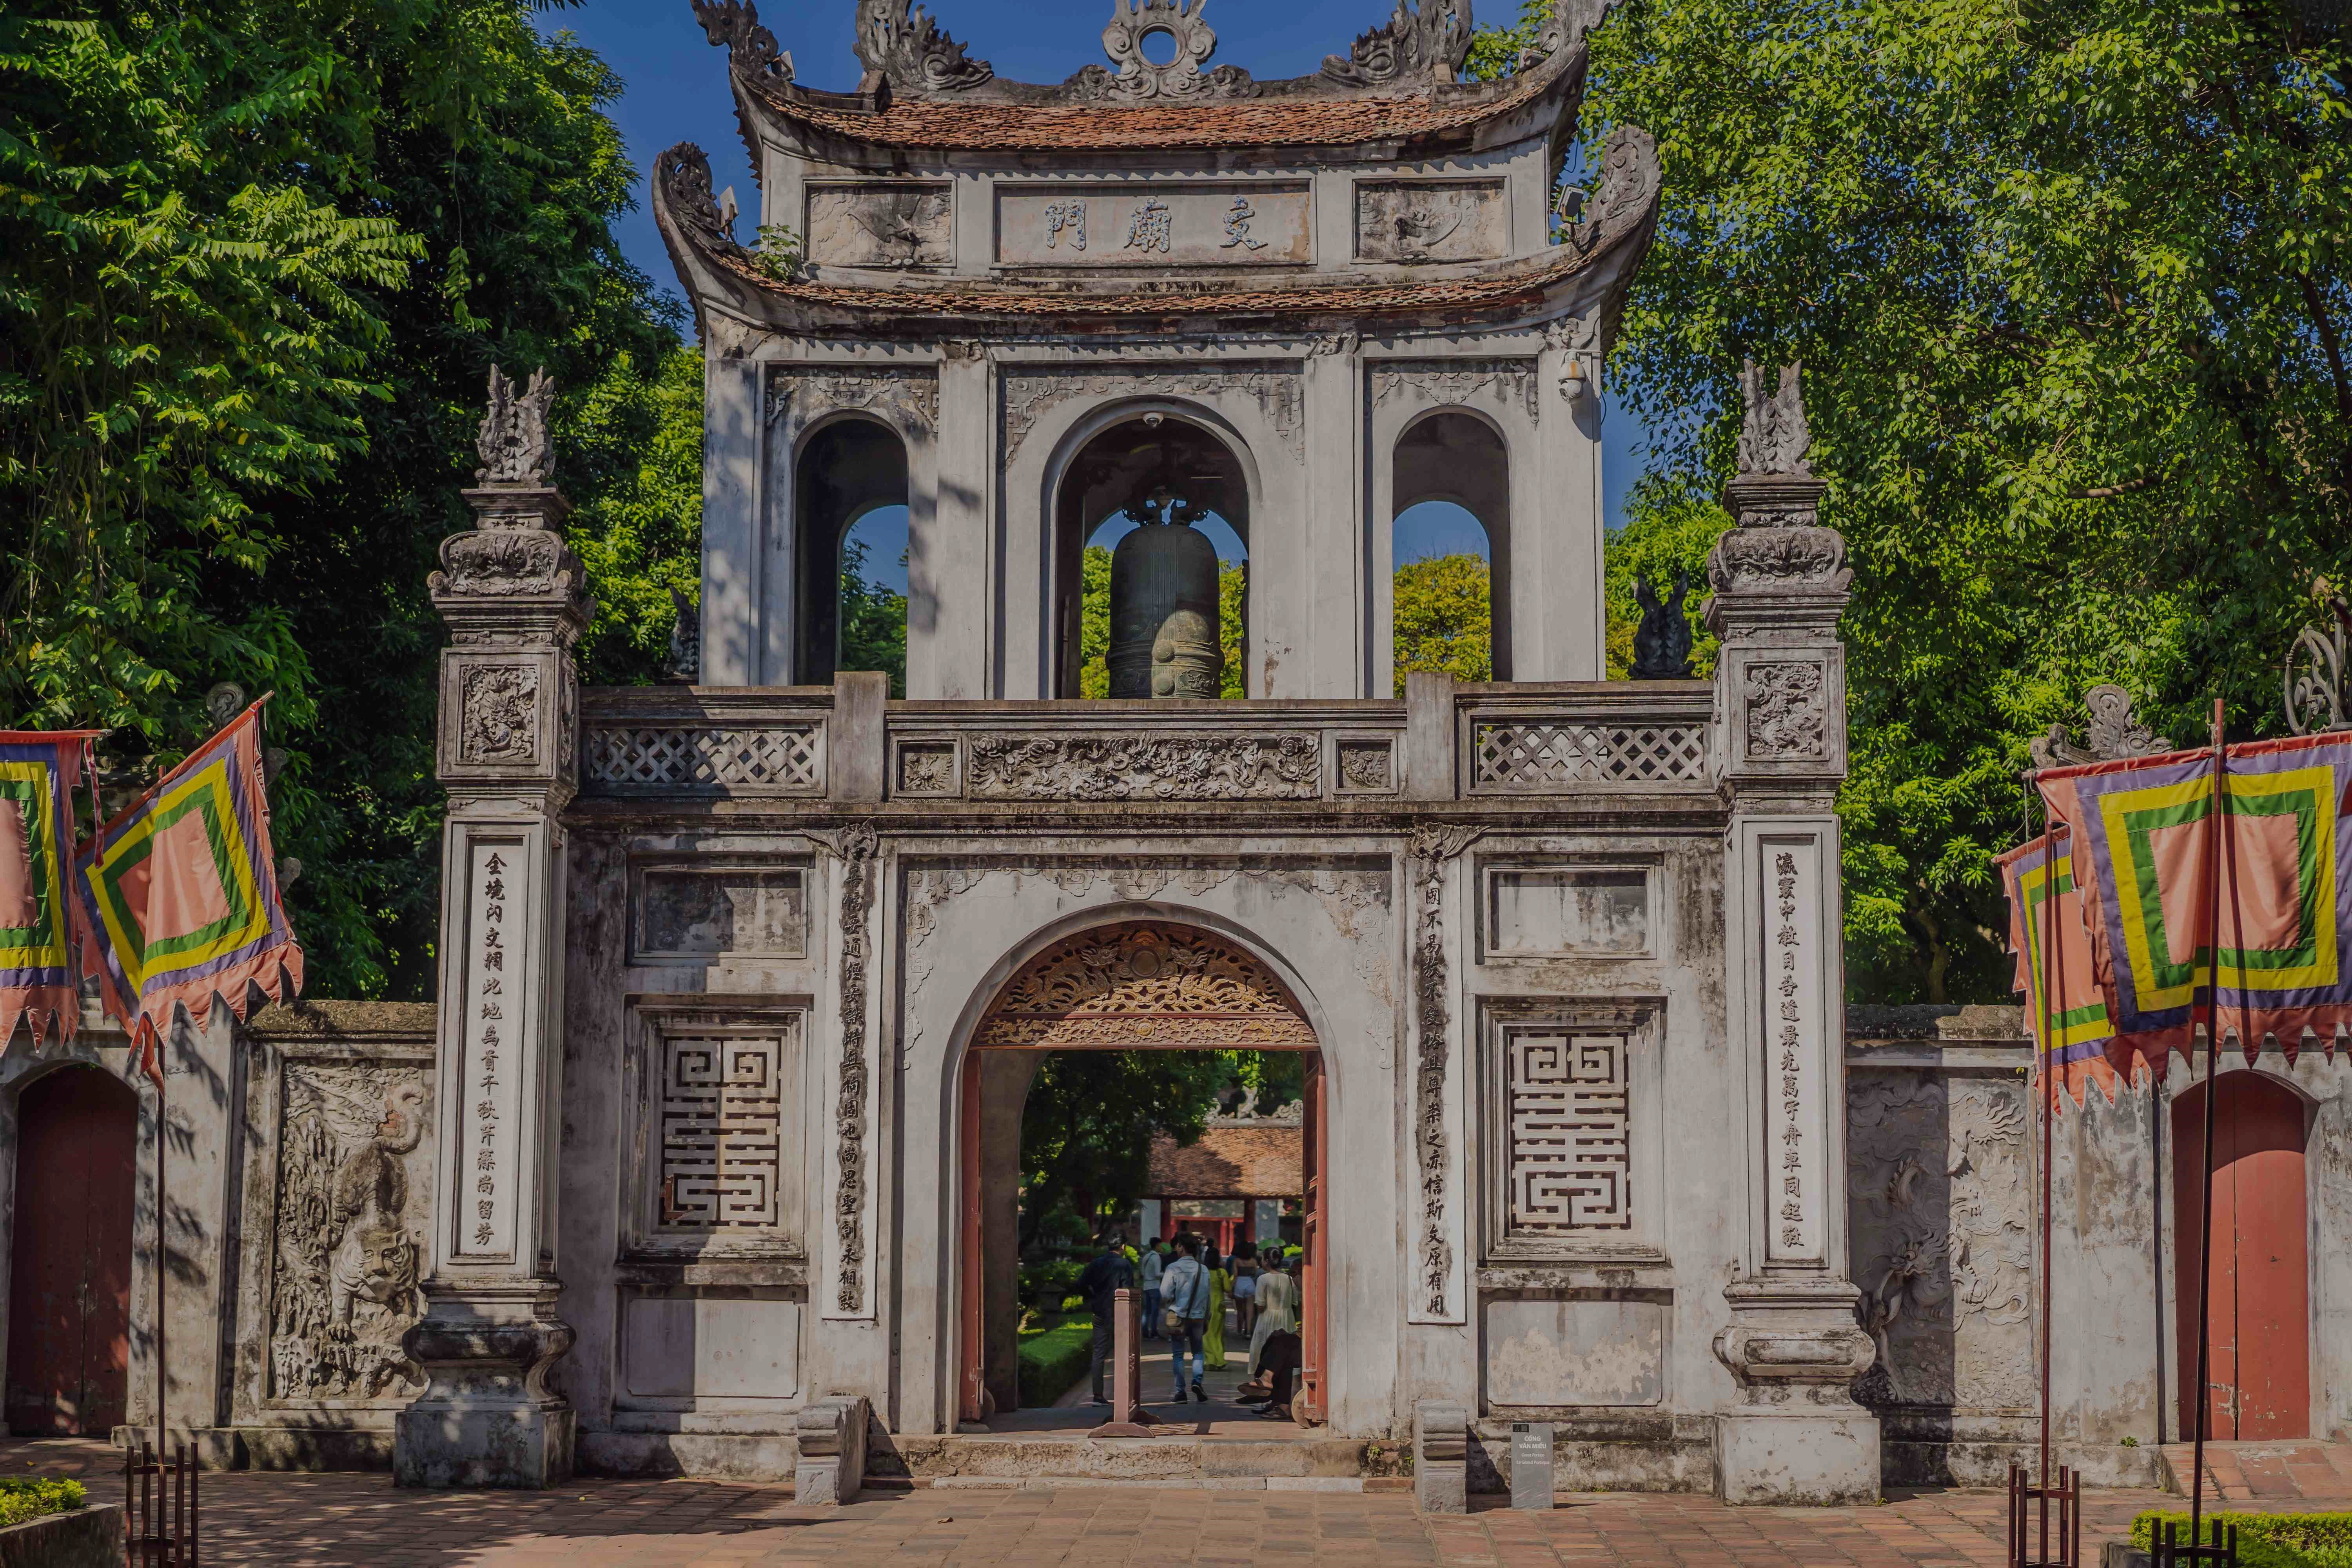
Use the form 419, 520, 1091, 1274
574, 676, 1717, 806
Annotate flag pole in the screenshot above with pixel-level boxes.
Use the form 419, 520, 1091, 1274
2188, 699, 2226, 1552
2036, 816, 2057, 1564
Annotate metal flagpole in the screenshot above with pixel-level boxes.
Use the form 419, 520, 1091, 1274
2037, 824, 2057, 1564
2188, 700, 2227, 1555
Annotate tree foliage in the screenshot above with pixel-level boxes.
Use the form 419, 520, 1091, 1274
1481, 0, 2352, 1001
837, 535, 909, 697
2, 2, 686, 998
1020, 1050, 1228, 1245
1393, 553, 1494, 692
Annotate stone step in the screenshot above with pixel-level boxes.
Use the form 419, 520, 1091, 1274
874, 1433, 1403, 1489
2156, 1439, 2352, 1502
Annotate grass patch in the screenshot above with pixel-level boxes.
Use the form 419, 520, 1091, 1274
2132, 1511, 2352, 1568
1016, 1311, 1095, 1408
0, 1477, 85, 1528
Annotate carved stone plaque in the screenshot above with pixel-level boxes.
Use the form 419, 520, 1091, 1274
626, 1003, 807, 1261
631, 866, 807, 963
1486, 869, 1651, 958
995, 183, 1311, 267
1354, 180, 1508, 264
805, 182, 953, 270
1501, 1031, 1630, 1233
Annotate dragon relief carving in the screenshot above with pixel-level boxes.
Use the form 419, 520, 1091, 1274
1847, 1074, 2033, 1409
475, 365, 555, 486
1069, 0, 1254, 100
965, 733, 1320, 800
854, 0, 992, 92
269, 1067, 429, 1402
978, 924, 1317, 1050
1565, 125, 1662, 256
1707, 524, 1851, 593
657, 143, 743, 260
1743, 660, 1827, 759
1408, 823, 1482, 1318
1322, 0, 1474, 88
435, 528, 574, 599
460, 665, 540, 765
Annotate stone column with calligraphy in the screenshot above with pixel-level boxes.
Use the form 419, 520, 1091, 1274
1703, 362, 1879, 1504
395, 367, 590, 1488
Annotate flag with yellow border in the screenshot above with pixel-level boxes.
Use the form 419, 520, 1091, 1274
0, 732, 99, 1049
1997, 828, 2128, 1111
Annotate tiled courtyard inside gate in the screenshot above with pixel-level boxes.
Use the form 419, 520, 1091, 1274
11, 1436, 2348, 1566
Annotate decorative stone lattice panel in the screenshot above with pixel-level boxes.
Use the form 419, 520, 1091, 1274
1504, 1033, 1631, 1233
659, 1035, 788, 1229
583, 725, 823, 795
1469, 721, 1707, 790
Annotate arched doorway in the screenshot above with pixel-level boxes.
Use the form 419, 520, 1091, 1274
794, 415, 910, 687
2173, 1070, 2309, 1440
7, 1065, 136, 1435
1392, 409, 1510, 685
956, 922, 1326, 1427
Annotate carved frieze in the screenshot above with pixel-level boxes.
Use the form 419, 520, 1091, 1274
766, 366, 938, 440
853, 0, 991, 91
995, 185, 1310, 269
459, 666, 540, 765
1002, 365, 1303, 463
965, 733, 1320, 800
1354, 181, 1508, 265
811, 824, 880, 1314
977, 923, 1317, 1051
1847, 1072, 2034, 1409
805, 183, 953, 270
267, 1064, 431, 1404
1708, 524, 1852, 594
1322, 0, 1474, 89
1743, 661, 1829, 760
1409, 822, 1482, 1318
1371, 358, 1540, 421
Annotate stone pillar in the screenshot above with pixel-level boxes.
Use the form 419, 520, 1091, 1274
1414, 1399, 1469, 1514
1704, 363, 1879, 1504
396, 367, 590, 1489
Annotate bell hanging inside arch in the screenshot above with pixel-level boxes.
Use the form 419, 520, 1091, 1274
1107, 486, 1223, 700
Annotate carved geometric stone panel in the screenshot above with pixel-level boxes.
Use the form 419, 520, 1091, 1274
1503, 1031, 1631, 1233
659, 1034, 788, 1229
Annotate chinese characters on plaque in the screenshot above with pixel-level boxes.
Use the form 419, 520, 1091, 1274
457, 843, 519, 1259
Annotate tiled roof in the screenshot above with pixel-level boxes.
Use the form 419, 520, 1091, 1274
1147, 1126, 1303, 1198
741, 62, 1567, 154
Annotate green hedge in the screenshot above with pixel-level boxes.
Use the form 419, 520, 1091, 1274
2132, 1511, 2352, 1568
1017, 1312, 1096, 1407
0, 1477, 85, 1528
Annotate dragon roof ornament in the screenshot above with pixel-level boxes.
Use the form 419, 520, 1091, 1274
854, 0, 993, 93
1070, 0, 1255, 101
1322, 0, 1474, 91
475, 365, 556, 486
691, 0, 791, 77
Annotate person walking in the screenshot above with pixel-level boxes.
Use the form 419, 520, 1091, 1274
1076, 1231, 1134, 1406
1245, 1246, 1298, 1381
1158, 1235, 1210, 1403
1202, 1242, 1231, 1379
1231, 1243, 1259, 1338
1138, 1236, 1165, 1342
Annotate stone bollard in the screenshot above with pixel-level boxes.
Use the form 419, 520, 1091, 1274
1415, 1399, 1468, 1514
793, 1396, 869, 1504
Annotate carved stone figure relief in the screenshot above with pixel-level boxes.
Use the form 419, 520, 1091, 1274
766, 367, 938, 439
437, 529, 568, 597
268, 1065, 431, 1403
965, 733, 1320, 800
1001, 366, 1305, 462
1409, 822, 1482, 1318
977, 923, 1317, 1050
1371, 359, 1540, 421
1847, 1072, 2034, 1410
1708, 526, 1852, 594
1742, 660, 1827, 759
1354, 181, 1508, 265
459, 665, 540, 765
475, 365, 555, 485
805, 184, 953, 270
1336, 739, 1396, 792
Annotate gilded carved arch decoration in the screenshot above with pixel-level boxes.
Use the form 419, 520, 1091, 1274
973, 922, 1316, 1051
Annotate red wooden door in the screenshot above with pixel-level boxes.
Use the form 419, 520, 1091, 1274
958, 1050, 985, 1426
2173, 1071, 2309, 1441
7, 1067, 136, 1436
1295, 1050, 1326, 1426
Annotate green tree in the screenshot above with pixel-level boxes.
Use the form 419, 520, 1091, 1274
1604, 475, 1724, 680
1019, 1050, 1228, 1247
570, 345, 705, 686
1477, 0, 2352, 1001
837, 535, 909, 697
1392, 554, 1494, 693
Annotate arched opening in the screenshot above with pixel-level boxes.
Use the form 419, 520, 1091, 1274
956, 922, 1327, 1433
794, 416, 910, 691
7, 1065, 136, 1435
1052, 414, 1250, 699
2173, 1071, 2310, 1439
1392, 410, 1510, 691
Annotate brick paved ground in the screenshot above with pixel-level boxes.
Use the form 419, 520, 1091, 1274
8, 1436, 2345, 1567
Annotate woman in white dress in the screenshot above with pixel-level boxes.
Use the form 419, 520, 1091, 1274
1245, 1256, 1298, 1379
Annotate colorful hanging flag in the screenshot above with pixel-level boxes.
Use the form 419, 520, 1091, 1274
73, 702, 303, 1056
2038, 731, 2352, 1069
0, 732, 100, 1050
1997, 828, 2129, 1111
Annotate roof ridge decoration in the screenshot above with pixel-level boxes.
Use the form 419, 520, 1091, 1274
691, 0, 792, 78
1568, 122, 1659, 256
854, 0, 993, 93
1070, 0, 1256, 102
1322, 0, 1474, 90
1514, 0, 1615, 74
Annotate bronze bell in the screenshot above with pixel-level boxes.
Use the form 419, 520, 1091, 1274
1107, 488, 1223, 699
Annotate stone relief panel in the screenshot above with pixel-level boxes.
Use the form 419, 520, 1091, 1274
1334, 737, 1397, 794
1355, 180, 1508, 264
995, 184, 1310, 268
629, 864, 807, 964
459, 665, 539, 766
1847, 1071, 2035, 1411
805, 183, 953, 270
1372, 359, 1541, 422
1001, 365, 1303, 464
965, 733, 1320, 800
976, 922, 1316, 1051
765, 367, 938, 440
266, 1063, 432, 1405
1743, 659, 1829, 760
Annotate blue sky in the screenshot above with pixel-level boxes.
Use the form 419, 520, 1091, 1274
544, 0, 1653, 591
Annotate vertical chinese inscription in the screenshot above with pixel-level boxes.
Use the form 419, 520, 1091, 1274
1505, 1033, 1630, 1234
456, 840, 520, 1259
659, 1034, 787, 1229
1765, 845, 1820, 1262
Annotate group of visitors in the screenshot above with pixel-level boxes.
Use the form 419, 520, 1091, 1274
1087, 1232, 1306, 1417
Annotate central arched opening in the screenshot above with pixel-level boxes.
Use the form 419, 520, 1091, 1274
1392, 408, 1510, 688
1052, 412, 1250, 699
795, 415, 910, 692
957, 922, 1327, 1434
